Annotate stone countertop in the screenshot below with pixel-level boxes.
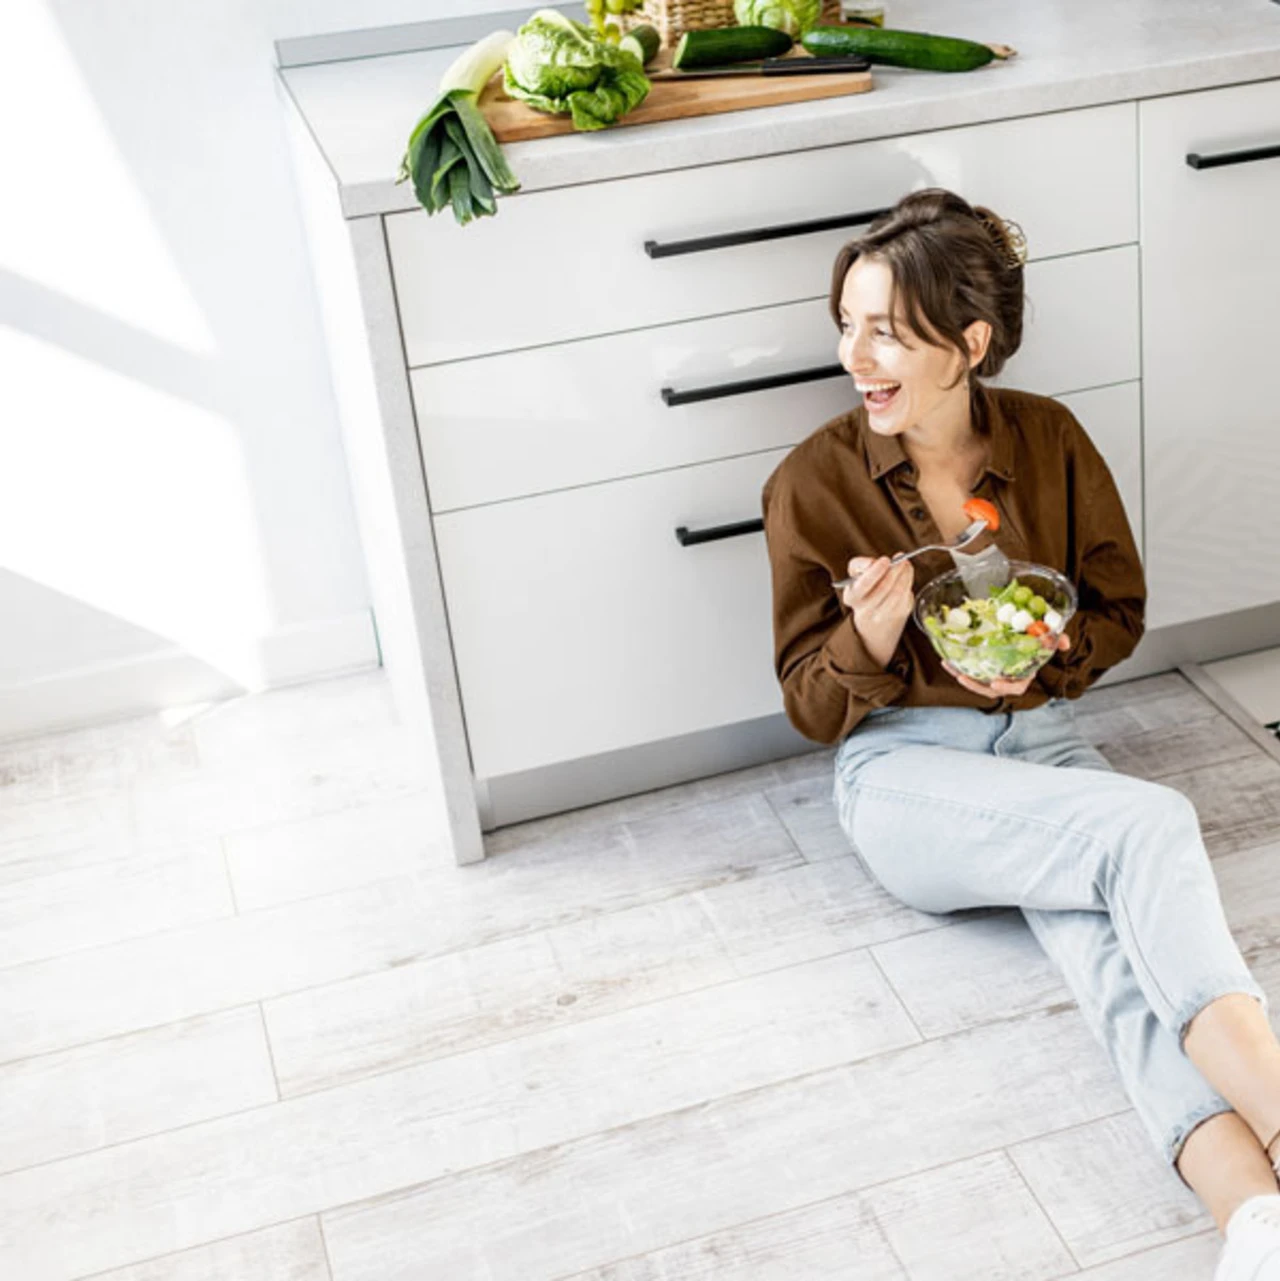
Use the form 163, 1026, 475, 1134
279, 0, 1280, 218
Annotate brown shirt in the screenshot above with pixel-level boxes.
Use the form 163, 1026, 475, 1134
760, 383, 1146, 745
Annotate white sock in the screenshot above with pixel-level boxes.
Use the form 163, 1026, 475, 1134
1224, 1188, 1280, 1240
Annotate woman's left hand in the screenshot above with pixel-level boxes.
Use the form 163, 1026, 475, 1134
942, 632, 1072, 699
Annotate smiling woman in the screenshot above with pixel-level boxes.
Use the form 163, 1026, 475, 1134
759, 187, 1280, 1274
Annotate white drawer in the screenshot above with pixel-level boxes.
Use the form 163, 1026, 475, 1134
412, 245, 1139, 511
434, 450, 788, 779
993, 246, 1139, 397
388, 102, 1138, 366
412, 299, 847, 512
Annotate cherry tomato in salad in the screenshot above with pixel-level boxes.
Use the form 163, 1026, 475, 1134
962, 497, 1000, 533
1025, 620, 1049, 638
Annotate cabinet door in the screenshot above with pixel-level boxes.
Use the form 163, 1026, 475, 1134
1140, 81, 1280, 630
1057, 382, 1144, 565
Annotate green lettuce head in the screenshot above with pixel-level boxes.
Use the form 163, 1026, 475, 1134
503, 9, 649, 131
733, 0, 823, 37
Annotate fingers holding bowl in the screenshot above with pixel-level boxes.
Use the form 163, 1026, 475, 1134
942, 661, 1034, 699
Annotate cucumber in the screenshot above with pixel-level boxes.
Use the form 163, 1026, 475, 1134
672, 25, 793, 70
802, 25, 995, 71
620, 22, 660, 65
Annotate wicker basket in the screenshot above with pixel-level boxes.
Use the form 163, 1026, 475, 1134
623, 1, 845, 51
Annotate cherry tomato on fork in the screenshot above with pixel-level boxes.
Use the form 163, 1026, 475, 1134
962, 497, 1000, 533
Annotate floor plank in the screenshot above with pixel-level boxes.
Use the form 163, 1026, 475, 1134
77, 1218, 331, 1281
0, 714, 198, 809
1162, 755, 1280, 859
1068, 1230, 1222, 1279
0, 842, 234, 969
222, 792, 447, 911
558, 1187, 908, 1280
854, 1150, 1077, 1281
870, 910, 1073, 1039
0, 791, 137, 886
0, 1008, 276, 1175
1008, 1111, 1212, 1268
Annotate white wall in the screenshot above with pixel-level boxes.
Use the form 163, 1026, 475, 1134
0, 1, 509, 738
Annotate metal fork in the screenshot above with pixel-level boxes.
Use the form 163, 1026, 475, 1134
830, 518, 988, 593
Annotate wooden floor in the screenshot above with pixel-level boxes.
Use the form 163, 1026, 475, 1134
3, 667, 1279, 1281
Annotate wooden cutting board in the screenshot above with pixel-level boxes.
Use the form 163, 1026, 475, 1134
478, 47, 873, 142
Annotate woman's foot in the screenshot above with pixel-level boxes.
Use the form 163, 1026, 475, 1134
1215, 1195, 1280, 1280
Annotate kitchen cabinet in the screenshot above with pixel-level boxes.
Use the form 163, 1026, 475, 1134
390, 102, 1141, 828
279, 7, 1280, 862
1140, 79, 1280, 629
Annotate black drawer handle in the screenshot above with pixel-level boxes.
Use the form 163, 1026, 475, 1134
1186, 143, 1280, 170
662, 362, 845, 407
645, 206, 894, 259
675, 518, 765, 546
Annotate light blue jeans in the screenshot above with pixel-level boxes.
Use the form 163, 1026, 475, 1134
832, 696, 1270, 1187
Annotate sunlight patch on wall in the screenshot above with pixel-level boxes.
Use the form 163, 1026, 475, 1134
0, 3, 215, 356
1, 328, 273, 689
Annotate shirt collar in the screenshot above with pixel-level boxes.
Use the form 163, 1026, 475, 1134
859, 381, 1017, 483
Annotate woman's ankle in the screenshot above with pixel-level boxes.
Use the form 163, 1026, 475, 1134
1178, 1113, 1280, 1235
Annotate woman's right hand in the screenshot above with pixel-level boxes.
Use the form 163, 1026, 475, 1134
841, 556, 915, 669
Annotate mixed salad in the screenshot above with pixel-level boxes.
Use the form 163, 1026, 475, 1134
923, 578, 1067, 681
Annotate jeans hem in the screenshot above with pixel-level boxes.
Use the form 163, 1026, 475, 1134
1173, 979, 1270, 1054
1166, 1101, 1238, 1190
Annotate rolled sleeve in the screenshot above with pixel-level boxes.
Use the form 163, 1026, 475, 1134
824, 615, 914, 702
779, 615, 913, 744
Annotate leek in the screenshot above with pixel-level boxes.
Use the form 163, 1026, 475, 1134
396, 30, 520, 226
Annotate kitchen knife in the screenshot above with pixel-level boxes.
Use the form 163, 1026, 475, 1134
653, 55, 871, 80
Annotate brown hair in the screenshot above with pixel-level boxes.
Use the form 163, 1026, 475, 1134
828, 188, 1026, 399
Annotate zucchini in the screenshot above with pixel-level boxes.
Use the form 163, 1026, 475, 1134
802, 25, 997, 72
620, 22, 660, 65
672, 25, 793, 70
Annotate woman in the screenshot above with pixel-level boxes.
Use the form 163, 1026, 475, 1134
760, 188, 1280, 1278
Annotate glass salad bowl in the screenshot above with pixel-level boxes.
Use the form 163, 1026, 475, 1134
913, 559, 1077, 684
